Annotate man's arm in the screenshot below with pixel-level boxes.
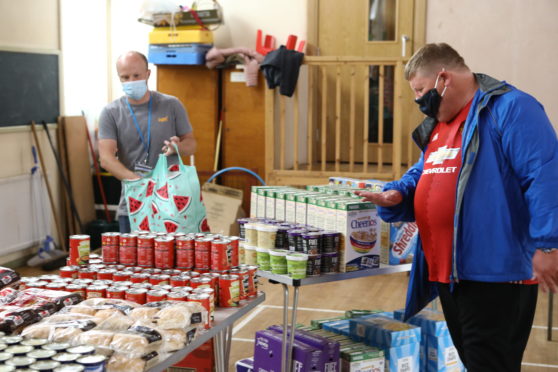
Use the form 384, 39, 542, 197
98, 139, 139, 181
162, 132, 197, 157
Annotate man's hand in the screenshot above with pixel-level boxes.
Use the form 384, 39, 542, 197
353, 190, 403, 207
162, 136, 180, 156
533, 249, 558, 293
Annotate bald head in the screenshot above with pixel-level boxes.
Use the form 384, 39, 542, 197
116, 51, 150, 83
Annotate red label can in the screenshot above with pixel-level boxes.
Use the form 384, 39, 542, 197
45, 282, 66, 291
211, 239, 231, 272
230, 268, 248, 300
150, 274, 170, 286
246, 265, 258, 298
131, 273, 150, 284
154, 237, 175, 269
176, 246, 194, 269
69, 235, 90, 266
102, 245, 119, 264
125, 287, 148, 304
218, 274, 240, 307
59, 266, 78, 279
102, 232, 120, 246
170, 276, 187, 287
86, 285, 108, 299
120, 233, 138, 247
119, 245, 137, 267
78, 268, 96, 280
187, 293, 211, 329
146, 289, 168, 303
190, 277, 212, 290
138, 234, 155, 247
97, 269, 115, 281
196, 287, 215, 319
137, 246, 154, 268
107, 286, 127, 300
228, 236, 240, 267
167, 291, 189, 302
176, 236, 194, 250
65, 284, 86, 298
113, 271, 131, 282
194, 238, 211, 269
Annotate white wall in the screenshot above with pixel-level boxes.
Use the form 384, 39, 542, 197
426, 0, 558, 130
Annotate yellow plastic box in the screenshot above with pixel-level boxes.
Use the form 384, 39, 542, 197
149, 29, 213, 44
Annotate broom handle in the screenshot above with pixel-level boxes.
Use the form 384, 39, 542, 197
31, 121, 66, 251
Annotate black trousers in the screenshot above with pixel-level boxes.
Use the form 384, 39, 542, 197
437, 281, 538, 372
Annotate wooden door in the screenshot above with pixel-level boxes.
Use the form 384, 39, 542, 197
156, 65, 219, 183
314, 0, 423, 168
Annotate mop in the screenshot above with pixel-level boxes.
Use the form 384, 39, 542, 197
27, 145, 67, 267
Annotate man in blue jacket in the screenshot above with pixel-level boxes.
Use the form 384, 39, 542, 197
356, 43, 558, 371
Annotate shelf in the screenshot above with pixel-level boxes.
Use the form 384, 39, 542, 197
147, 292, 266, 372
258, 263, 412, 287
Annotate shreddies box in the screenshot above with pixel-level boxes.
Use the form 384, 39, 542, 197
335, 200, 381, 272
349, 316, 421, 372
381, 221, 419, 265
341, 346, 384, 372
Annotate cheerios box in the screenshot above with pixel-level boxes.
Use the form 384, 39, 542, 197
349, 316, 420, 372
335, 200, 381, 272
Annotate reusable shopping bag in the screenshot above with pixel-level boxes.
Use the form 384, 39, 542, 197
123, 145, 209, 233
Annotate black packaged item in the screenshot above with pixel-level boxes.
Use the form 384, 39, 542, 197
275, 225, 290, 249
0, 267, 20, 290
321, 252, 339, 274
301, 232, 322, 254
0, 308, 39, 334
321, 231, 340, 253
306, 254, 322, 276
0, 288, 19, 306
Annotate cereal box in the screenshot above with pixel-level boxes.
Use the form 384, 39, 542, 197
381, 221, 419, 265
335, 200, 381, 272
340, 346, 384, 372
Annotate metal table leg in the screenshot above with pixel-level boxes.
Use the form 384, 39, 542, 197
549, 292, 554, 341
213, 329, 226, 372
285, 286, 300, 372
224, 325, 233, 369
280, 283, 290, 372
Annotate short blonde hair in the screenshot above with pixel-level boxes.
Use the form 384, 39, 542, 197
404, 43, 468, 80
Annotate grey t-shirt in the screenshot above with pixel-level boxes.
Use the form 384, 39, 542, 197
98, 91, 193, 217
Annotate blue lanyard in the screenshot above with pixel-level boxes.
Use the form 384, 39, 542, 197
126, 96, 152, 162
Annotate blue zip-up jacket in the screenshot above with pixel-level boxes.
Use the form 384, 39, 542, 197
378, 74, 558, 320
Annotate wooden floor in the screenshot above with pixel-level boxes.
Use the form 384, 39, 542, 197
16, 266, 558, 371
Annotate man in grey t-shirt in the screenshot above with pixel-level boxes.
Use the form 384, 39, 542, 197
98, 51, 196, 233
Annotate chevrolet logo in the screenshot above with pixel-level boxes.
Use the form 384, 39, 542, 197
426, 146, 460, 165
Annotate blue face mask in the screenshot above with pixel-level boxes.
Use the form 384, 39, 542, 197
122, 80, 148, 101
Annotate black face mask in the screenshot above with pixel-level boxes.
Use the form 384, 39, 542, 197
415, 74, 446, 119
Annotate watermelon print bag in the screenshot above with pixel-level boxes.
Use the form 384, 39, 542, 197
123, 145, 209, 233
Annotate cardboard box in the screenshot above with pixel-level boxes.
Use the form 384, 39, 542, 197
235, 357, 254, 372
381, 221, 419, 265
335, 200, 381, 272
340, 346, 384, 372
202, 183, 244, 236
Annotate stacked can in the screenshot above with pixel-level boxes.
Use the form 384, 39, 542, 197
137, 234, 155, 267
119, 234, 138, 266
154, 236, 175, 269
176, 236, 195, 270
210, 239, 231, 272
101, 232, 120, 264
218, 274, 240, 307
194, 237, 212, 272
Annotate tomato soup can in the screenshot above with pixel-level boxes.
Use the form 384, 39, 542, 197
45, 282, 66, 291
187, 293, 211, 329
137, 246, 154, 268
170, 276, 187, 287
194, 237, 212, 269
112, 271, 131, 282
101, 244, 118, 264
59, 266, 79, 279
196, 287, 215, 319
106, 286, 126, 300
101, 232, 120, 246
78, 268, 96, 280
150, 274, 170, 286
97, 269, 115, 281
167, 291, 189, 302
218, 274, 240, 307
176, 248, 194, 269
211, 239, 231, 272
146, 289, 168, 303
228, 236, 240, 267
176, 236, 195, 250
125, 287, 148, 304
119, 245, 137, 266
154, 237, 175, 269
69, 235, 90, 266
130, 273, 150, 284
119, 233, 137, 248
65, 284, 86, 298
246, 265, 258, 298
86, 285, 107, 299
229, 268, 249, 300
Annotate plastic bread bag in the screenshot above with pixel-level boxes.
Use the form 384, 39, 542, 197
142, 301, 207, 330
107, 350, 160, 372
109, 324, 163, 357
71, 298, 138, 315
131, 319, 197, 352
76, 329, 117, 356
95, 311, 135, 332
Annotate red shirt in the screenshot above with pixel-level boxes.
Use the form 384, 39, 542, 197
414, 100, 471, 283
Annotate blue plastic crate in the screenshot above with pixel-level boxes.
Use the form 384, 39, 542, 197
148, 43, 212, 65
